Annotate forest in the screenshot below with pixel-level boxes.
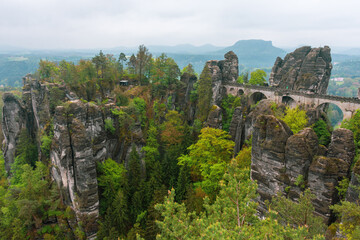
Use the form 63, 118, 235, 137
0, 45, 359, 240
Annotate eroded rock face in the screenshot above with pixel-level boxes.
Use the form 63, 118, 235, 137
346, 161, 360, 203
51, 101, 101, 236
250, 111, 355, 222
2, 93, 26, 173
251, 115, 293, 211
269, 46, 332, 94
285, 128, 318, 199
308, 156, 349, 223
206, 51, 239, 105
205, 105, 222, 129
285, 128, 318, 182
176, 73, 197, 124
327, 128, 355, 166
222, 51, 239, 83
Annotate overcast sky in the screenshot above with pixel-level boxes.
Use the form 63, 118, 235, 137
1, 0, 360, 50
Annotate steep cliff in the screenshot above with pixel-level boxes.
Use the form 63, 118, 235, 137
2, 76, 140, 238
269, 46, 332, 94
206, 51, 238, 106
251, 113, 355, 223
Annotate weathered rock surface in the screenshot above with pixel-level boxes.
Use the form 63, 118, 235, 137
251, 114, 292, 211
229, 107, 245, 155
206, 51, 239, 105
269, 46, 332, 94
346, 161, 360, 203
50, 101, 101, 237
2, 93, 26, 173
284, 128, 318, 199
205, 105, 222, 129
327, 128, 355, 166
250, 110, 355, 222
222, 51, 239, 83
176, 73, 197, 124
285, 128, 318, 184
308, 156, 349, 223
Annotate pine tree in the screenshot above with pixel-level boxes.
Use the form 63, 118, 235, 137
196, 65, 212, 121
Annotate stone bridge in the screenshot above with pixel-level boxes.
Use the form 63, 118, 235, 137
224, 83, 360, 120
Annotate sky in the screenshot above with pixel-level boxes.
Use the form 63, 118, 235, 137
1, 0, 360, 50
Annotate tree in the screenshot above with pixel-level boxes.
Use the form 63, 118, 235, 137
136, 45, 152, 85
313, 119, 331, 146
128, 54, 137, 75
281, 106, 308, 134
269, 189, 327, 238
196, 65, 213, 121
118, 52, 127, 76
178, 127, 234, 196
341, 109, 360, 151
237, 71, 249, 84
249, 69, 266, 85
155, 160, 311, 240
181, 64, 196, 76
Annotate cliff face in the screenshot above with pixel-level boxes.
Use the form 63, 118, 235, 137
2, 93, 26, 173
1, 77, 133, 238
206, 51, 238, 106
269, 46, 332, 94
251, 117, 355, 223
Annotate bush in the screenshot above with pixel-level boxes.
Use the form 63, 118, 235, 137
104, 118, 115, 134
313, 119, 331, 146
281, 106, 308, 134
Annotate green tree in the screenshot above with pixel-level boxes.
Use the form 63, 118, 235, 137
136, 45, 152, 85
178, 127, 234, 196
249, 69, 266, 85
196, 65, 212, 121
282, 106, 308, 134
342, 109, 360, 151
269, 189, 327, 238
313, 119, 331, 146
155, 160, 312, 240
181, 63, 196, 76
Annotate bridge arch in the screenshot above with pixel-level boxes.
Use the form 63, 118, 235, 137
249, 92, 267, 105
316, 103, 344, 127
282, 96, 296, 108
238, 89, 244, 96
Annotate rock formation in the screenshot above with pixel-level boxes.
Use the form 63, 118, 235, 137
251, 117, 355, 223
251, 114, 293, 211
2, 93, 26, 173
2, 76, 138, 238
269, 46, 332, 94
206, 51, 238, 105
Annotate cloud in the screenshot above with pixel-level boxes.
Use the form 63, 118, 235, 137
0, 0, 360, 49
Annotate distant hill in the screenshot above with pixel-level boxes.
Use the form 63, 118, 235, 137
216, 39, 286, 68
1, 40, 360, 87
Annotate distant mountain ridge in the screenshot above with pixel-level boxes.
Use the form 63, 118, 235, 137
1, 39, 360, 87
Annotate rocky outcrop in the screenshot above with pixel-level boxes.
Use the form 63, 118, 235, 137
251, 114, 293, 211
2, 93, 26, 173
229, 99, 275, 155
205, 105, 222, 129
327, 128, 355, 166
250, 113, 355, 222
176, 73, 197, 124
346, 161, 360, 203
206, 51, 239, 105
285, 128, 318, 187
269, 46, 332, 94
51, 101, 101, 237
222, 51, 239, 83
308, 156, 349, 223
